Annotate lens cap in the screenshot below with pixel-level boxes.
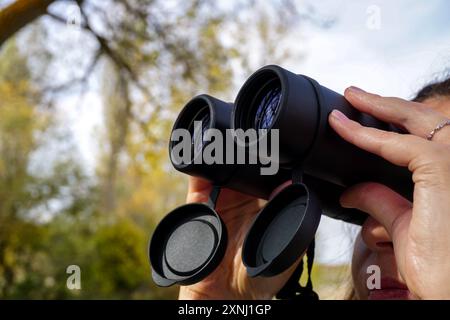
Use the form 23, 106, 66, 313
149, 203, 227, 287
242, 183, 321, 277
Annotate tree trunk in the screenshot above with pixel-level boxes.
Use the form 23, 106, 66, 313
0, 0, 57, 48
102, 70, 131, 212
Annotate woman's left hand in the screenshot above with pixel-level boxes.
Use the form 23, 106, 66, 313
328, 87, 450, 299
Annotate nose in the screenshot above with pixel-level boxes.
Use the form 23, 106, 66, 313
361, 217, 393, 252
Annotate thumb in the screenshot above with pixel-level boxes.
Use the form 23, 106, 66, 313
340, 182, 412, 257
186, 176, 212, 203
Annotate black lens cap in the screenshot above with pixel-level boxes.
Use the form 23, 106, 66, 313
149, 203, 227, 287
242, 183, 321, 277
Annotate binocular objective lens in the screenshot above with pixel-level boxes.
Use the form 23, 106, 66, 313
254, 86, 282, 130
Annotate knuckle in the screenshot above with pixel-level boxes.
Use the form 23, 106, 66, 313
396, 100, 420, 124
428, 144, 450, 162
414, 102, 443, 121
347, 121, 365, 143
432, 148, 450, 171
349, 182, 382, 206
377, 131, 399, 156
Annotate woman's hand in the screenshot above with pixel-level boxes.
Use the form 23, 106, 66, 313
329, 87, 450, 299
178, 177, 300, 300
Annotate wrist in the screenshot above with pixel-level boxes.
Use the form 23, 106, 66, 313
179, 287, 236, 300
178, 286, 272, 300
179, 287, 210, 300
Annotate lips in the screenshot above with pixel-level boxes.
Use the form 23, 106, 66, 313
368, 277, 412, 300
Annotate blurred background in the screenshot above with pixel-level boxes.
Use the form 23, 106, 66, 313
0, 0, 448, 299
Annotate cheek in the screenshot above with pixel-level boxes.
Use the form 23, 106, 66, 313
351, 234, 373, 299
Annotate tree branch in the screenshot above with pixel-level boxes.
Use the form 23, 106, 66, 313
46, 2, 163, 130
76, 3, 163, 123
46, 11, 88, 30
0, 0, 57, 48
43, 49, 101, 93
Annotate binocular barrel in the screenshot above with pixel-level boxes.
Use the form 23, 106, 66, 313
169, 65, 413, 224
233, 65, 413, 199
169, 94, 292, 201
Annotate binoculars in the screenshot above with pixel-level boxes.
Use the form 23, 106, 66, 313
149, 65, 413, 287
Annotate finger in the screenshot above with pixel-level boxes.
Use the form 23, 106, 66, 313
340, 182, 412, 257
269, 180, 292, 200
186, 176, 212, 203
344, 86, 450, 143
329, 109, 433, 168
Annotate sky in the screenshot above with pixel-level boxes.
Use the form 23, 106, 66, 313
293, 0, 450, 96
3, 0, 449, 264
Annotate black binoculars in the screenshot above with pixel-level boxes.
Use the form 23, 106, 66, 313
149, 65, 413, 287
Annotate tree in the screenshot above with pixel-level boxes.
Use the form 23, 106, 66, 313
0, 40, 49, 296
0, 0, 55, 47
0, 0, 333, 299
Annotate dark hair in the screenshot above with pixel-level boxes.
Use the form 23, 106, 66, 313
413, 74, 450, 102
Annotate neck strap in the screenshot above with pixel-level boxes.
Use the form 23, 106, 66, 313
276, 239, 319, 300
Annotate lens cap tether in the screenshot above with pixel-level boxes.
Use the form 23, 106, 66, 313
242, 170, 321, 277
149, 186, 227, 287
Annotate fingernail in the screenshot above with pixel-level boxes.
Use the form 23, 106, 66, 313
330, 109, 349, 122
347, 86, 366, 94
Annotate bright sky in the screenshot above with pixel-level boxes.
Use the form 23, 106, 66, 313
5, 0, 448, 264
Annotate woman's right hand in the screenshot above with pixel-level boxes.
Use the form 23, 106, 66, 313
329, 87, 450, 299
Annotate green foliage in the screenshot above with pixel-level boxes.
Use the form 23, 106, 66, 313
84, 218, 148, 298
0, 12, 193, 300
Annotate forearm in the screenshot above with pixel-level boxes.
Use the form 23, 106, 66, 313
179, 287, 244, 300
178, 284, 275, 300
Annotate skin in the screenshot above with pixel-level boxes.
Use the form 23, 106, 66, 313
344, 90, 450, 300
179, 87, 450, 300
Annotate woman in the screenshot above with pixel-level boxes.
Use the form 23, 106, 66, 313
178, 77, 450, 300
